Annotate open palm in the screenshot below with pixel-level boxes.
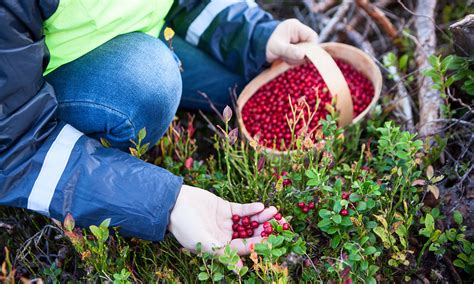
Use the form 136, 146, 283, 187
168, 185, 277, 255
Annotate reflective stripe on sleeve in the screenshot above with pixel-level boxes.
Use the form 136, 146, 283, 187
27, 124, 83, 215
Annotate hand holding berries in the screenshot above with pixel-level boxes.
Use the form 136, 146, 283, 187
168, 185, 278, 256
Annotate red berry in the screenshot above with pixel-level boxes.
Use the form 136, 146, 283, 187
342, 192, 350, 200
282, 223, 290, 230
237, 225, 245, 232
274, 213, 282, 220
232, 232, 239, 239
232, 224, 239, 231
302, 206, 309, 213
251, 221, 259, 228
231, 214, 240, 223
308, 201, 315, 209
264, 226, 273, 234
340, 209, 349, 216
246, 229, 254, 237
263, 221, 271, 228
297, 202, 305, 208
242, 216, 250, 226
261, 231, 268, 237
239, 230, 248, 238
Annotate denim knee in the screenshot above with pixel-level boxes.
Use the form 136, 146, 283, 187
48, 32, 182, 150
119, 35, 183, 147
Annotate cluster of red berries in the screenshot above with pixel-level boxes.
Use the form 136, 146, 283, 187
241, 60, 374, 149
273, 171, 292, 187
297, 201, 315, 214
231, 213, 290, 239
340, 191, 356, 216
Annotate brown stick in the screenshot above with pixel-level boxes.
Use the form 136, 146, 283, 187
305, 0, 339, 13
318, 0, 353, 43
349, 0, 394, 28
355, 0, 398, 41
414, 0, 443, 138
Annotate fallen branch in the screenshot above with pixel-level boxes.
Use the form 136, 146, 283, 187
355, 0, 399, 41
414, 0, 443, 138
318, 0, 353, 43
349, 0, 394, 28
304, 0, 339, 13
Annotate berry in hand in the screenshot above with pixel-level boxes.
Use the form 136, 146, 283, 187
274, 213, 282, 220
231, 214, 240, 223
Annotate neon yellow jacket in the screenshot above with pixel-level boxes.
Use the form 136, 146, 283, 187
43, 0, 174, 75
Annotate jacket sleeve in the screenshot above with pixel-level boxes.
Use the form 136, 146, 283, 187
0, 0, 183, 241
168, 0, 280, 79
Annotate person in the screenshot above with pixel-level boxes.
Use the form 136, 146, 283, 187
0, 0, 317, 255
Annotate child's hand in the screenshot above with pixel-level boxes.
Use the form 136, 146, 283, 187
168, 185, 277, 255
266, 19, 318, 65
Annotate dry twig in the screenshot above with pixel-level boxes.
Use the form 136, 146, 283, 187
355, 0, 399, 41
318, 0, 353, 43
305, 0, 339, 13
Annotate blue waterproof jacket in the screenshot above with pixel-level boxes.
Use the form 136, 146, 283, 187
0, 0, 278, 241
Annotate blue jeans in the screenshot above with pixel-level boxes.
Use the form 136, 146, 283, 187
46, 32, 247, 150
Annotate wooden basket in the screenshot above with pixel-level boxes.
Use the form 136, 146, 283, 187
236, 42, 382, 155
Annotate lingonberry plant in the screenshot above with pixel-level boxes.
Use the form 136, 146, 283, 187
31, 101, 470, 282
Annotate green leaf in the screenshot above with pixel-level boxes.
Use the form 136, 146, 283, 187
138, 127, 147, 141
100, 218, 111, 228
332, 214, 342, 224
365, 246, 377, 255
453, 210, 463, 225
357, 201, 367, 211
341, 216, 353, 226
399, 54, 409, 71
198, 272, 209, 281
239, 266, 249, 276
453, 259, 465, 269
89, 225, 101, 239
318, 218, 332, 228
367, 199, 376, 209
457, 253, 469, 262
318, 209, 332, 218
272, 247, 287, 257
425, 213, 435, 232
331, 235, 341, 249
326, 226, 338, 234
213, 272, 224, 281
268, 235, 284, 247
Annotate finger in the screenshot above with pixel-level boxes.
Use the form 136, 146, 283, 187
293, 22, 318, 43
230, 202, 264, 217
250, 206, 278, 223
230, 236, 263, 255
282, 44, 306, 65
